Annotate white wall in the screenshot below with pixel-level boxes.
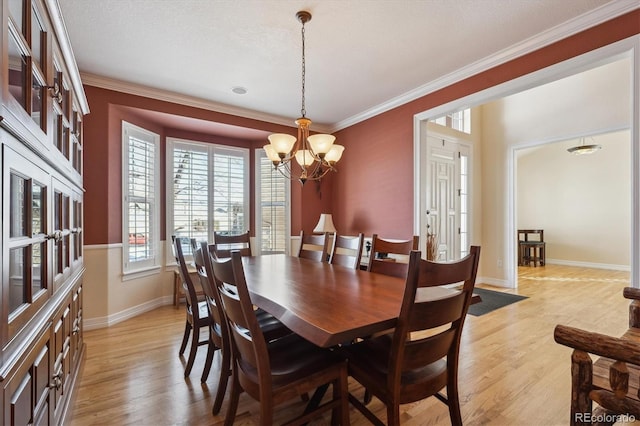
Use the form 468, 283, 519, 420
480, 57, 631, 282
517, 130, 631, 269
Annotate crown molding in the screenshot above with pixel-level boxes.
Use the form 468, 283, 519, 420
45, 0, 90, 114
80, 73, 334, 134
79, 1, 637, 134
332, 1, 640, 132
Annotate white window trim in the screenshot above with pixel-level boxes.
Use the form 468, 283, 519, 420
165, 137, 250, 265
122, 121, 161, 274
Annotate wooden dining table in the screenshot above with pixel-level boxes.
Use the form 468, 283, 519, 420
241, 254, 476, 348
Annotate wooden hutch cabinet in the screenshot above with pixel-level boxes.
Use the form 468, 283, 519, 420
0, 0, 88, 424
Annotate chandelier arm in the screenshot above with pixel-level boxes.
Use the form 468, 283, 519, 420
305, 165, 333, 182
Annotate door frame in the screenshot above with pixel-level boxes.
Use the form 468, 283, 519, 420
414, 35, 640, 288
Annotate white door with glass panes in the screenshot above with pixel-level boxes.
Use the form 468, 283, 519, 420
425, 136, 470, 261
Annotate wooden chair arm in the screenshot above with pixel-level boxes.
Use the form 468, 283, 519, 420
624, 287, 640, 301
554, 325, 640, 365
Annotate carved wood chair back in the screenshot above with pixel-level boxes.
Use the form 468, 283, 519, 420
367, 234, 419, 278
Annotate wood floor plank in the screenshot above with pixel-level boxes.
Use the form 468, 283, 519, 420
69, 264, 632, 425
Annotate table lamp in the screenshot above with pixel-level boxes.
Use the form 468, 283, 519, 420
313, 213, 336, 234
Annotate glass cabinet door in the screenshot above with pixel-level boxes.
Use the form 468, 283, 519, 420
6, 0, 48, 133
52, 178, 73, 291
4, 146, 51, 339
71, 105, 82, 174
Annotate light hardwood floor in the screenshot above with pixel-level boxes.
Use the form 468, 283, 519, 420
69, 265, 631, 425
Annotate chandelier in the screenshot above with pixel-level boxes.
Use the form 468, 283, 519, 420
567, 136, 602, 155
263, 11, 344, 185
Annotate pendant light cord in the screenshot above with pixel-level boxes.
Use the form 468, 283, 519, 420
300, 20, 306, 118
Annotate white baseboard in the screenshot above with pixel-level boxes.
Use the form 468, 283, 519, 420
545, 258, 630, 271
84, 295, 174, 330
476, 275, 511, 288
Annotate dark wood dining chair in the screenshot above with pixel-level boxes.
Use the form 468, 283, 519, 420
194, 243, 293, 414
342, 246, 481, 426
212, 230, 252, 258
192, 244, 230, 411
329, 233, 364, 270
367, 234, 419, 278
172, 235, 213, 379
211, 251, 349, 426
298, 230, 329, 262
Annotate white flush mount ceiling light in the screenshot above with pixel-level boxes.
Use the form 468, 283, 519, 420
263, 11, 344, 185
567, 137, 602, 155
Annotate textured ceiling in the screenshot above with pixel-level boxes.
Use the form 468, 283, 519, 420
58, 0, 634, 136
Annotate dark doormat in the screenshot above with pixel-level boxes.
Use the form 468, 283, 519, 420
467, 288, 528, 316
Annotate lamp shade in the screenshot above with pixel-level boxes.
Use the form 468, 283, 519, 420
567, 144, 601, 155
263, 144, 281, 162
295, 150, 315, 166
268, 133, 297, 155
307, 134, 336, 155
325, 144, 345, 163
313, 213, 336, 233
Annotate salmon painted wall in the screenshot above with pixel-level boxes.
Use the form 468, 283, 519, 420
82, 86, 329, 245
331, 10, 640, 238
83, 10, 638, 245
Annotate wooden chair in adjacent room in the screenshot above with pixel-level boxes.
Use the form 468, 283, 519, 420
343, 246, 481, 426
329, 233, 364, 270
298, 230, 329, 262
212, 230, 252, 258
367, 234, 419, 278
172, 236, 213, 379
211, 251, 349, 426
517, 229, 545, 267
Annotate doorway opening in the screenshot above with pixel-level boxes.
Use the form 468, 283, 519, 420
415, 36, 639, 289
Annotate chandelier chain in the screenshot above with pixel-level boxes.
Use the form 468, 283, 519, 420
265, 11, 343, 185
300, 20, 306, 118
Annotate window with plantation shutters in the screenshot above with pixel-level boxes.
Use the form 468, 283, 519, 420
256, 150, 289, 254
172, 143, 209, 248
122, 122, 160, 273
168, 138, 249, 257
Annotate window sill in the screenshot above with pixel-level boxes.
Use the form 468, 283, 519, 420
122, 265, 162, 281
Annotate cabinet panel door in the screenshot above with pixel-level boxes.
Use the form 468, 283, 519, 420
3, 329, 51, 426
51, 298, 70, 424
71, 283, 83, 365
33, 343, 51, 425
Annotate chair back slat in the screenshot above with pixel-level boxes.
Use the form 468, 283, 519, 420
388, 247, 481, 393
408, 292, 466, 331
403, 329, 457, 371
330, 233, 364, 269
213, 231, 252, 258
370, 260, 411, 278
298, 231, 329, 262
417, 259, 477, 289
368, 234, 419, 278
